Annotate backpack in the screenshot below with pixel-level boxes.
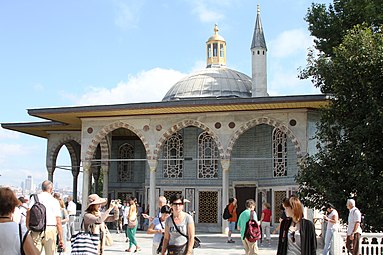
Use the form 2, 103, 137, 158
222, 204, 232, 220
28, 194, 46, 232
244, 210, 261, 242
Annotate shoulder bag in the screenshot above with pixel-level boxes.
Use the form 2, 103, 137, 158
70, 218, 99, 255
170, 215, 201, 249
104, 224, 113, 246
156, 218, 165, 254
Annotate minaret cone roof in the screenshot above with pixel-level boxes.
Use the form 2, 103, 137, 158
251, 5, 267, 50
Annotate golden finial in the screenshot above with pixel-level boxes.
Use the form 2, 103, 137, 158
214, 24, 219, 35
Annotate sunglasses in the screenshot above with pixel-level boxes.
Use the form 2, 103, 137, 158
291, 231, 296, 243
172, 202, 184, 206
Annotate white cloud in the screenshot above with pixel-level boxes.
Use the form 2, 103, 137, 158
33, 83, 44, 92
268, 69, 320, 96
269, 29, 313, 58
185, 0, 235, 23
0, 143, 28, 164
67, 68, 186, 106
114, 1, 143, 30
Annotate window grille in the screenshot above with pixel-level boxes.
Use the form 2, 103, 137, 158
118, 143, 134, 182
198, 191, 218, 223
163, 132, 184, 178
198, 131, 219, 179
273, 128, 287, 177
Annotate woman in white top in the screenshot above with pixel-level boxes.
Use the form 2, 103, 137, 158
147, 205, 171, 255
322, 203, 339, 255
0, 187, 39, 255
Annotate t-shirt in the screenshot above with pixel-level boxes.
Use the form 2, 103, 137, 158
165, 213, 194, 246
237, 209, 258, 239
67, 201, 77, 216
28, 192, 61, 226
152, 217, 165, 244
0, 221, 27, 255
228, 203, 237, 222
262, 209, 272, 222
347, 207, 362, 235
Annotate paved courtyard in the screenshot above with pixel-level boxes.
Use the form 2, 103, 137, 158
63, 230, 323, 255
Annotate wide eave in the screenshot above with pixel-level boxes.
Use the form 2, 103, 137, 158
1, 95, 328, 138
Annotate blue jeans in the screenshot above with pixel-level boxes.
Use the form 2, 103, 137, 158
322, 228, 335, 255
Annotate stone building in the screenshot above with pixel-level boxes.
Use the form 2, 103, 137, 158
2, 6, 327, 232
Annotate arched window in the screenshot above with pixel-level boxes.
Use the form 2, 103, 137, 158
163, 132, 183, 178
273, 128, 287, 177
118, 143, 134, 182
198, 131, 219, 179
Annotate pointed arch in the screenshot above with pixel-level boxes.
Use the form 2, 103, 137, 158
85, 121, 150, 162
47, 135, 81, 174
153, 119, 224, 160
226, 117, 302, 159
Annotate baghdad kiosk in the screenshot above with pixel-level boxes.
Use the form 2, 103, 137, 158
2, 6, 326, 232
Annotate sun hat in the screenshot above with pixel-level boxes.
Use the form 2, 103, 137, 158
87, 194, 107, 208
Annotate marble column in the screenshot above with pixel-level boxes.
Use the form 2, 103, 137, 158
47, 164, 55, 183
82, 162, 92, 214
221, 159, 230, 234
148, 159, 158, 217
72, 167, 80, 203
101, 164, 109, 198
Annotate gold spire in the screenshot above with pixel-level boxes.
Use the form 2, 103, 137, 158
206, 24, 226, 68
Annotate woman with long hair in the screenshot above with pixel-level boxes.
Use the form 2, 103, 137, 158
125, 196, 141, 252
277, 196, 317, 255
83, 194, 118, 255
53, 193, 69, 253
161, 194, 195, 255
0, 187, 39, 255
147, 205, 171, 255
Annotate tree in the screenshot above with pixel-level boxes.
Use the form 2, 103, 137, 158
297, 0, 383, 231
305, 0, 383, 57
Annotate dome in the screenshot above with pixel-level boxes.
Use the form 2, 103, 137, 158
162, 67, 252, 101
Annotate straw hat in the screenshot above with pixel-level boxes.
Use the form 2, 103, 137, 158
87, 194, 107, 208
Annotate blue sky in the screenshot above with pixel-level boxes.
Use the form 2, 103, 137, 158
0, 0, 331, 189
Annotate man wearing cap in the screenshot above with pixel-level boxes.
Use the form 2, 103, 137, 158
26, 180, 64, 255
322, 203, 339, 255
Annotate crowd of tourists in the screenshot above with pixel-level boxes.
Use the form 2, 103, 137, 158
0, 180, 363, 255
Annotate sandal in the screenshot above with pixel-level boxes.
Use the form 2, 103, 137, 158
125, 248, 132, 252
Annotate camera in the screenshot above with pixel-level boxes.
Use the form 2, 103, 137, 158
57, 245, 64, 253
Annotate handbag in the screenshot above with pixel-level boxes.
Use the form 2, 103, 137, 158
170, 215, 201, 249
128, 217, 137, 228
167, 244, 187, 255
104, 224, 113, 246
70, 219, 99, 255
71, 232, 99, 255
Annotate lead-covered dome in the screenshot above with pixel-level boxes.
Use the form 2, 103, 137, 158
162, 67, 252, 101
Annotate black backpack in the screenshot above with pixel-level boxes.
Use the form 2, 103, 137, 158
222, 204, 232, 220
28, 194, 46, 232
244, 210, 261, 242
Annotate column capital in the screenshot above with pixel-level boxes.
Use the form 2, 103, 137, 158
82, 161, 92, 173
147, 159, 158, 172
221, 159, 231, 171
101, 164, 109, 174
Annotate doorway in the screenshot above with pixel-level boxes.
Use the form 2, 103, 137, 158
235, 186, 256, 216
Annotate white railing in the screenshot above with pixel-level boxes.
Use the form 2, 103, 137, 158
333, 231, 383, 255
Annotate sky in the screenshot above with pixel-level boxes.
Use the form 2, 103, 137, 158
0, 0, 332, 189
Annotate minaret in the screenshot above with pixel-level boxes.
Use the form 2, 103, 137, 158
206, 24, 227, 68
251, 5, 268, 97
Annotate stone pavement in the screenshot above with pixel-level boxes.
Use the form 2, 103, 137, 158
60, 230, 323, 255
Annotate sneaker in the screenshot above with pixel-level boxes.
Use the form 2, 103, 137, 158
227, 239, 235, 243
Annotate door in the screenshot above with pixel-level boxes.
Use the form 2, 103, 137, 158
235, 186, 256, 216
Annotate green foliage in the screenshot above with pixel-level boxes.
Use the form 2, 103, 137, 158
305, 0, 383, 56
298, 24, 383, 231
